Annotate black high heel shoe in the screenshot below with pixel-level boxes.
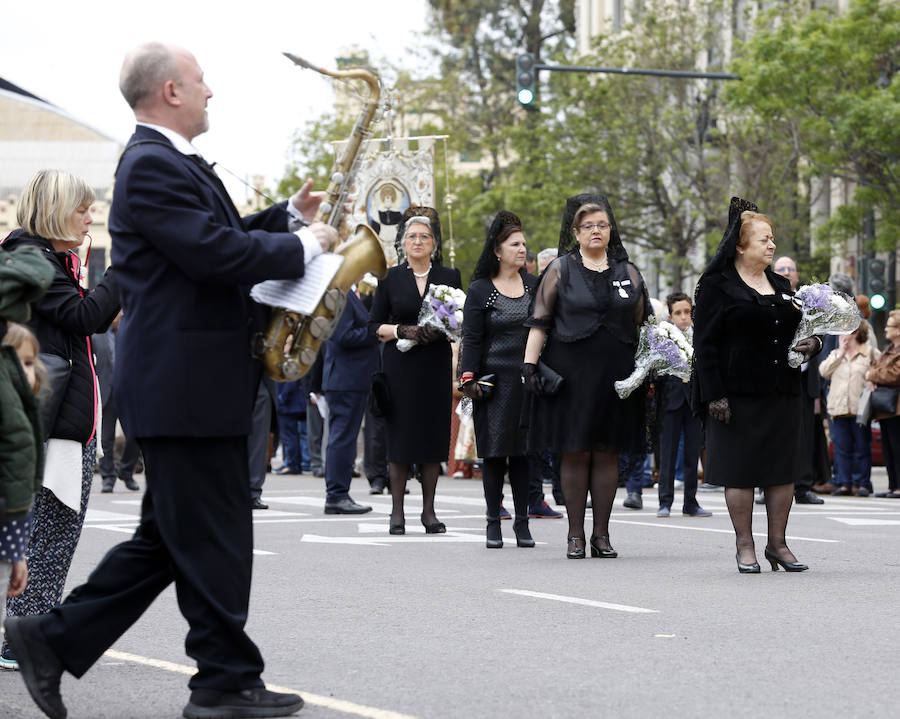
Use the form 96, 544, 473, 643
735, 552, 761, 573
589, 535, 618, 558
764, 547, 808, 572
566, 537, 586, 559
421, 514, 446, 534
389, 521, 405, 535
486, 518, 503, 548
513, 517, 535, 548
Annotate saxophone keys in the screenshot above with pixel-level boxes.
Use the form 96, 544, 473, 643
309, 316, 333, 339
280, 358, 302, 381
323, 288, 345, 313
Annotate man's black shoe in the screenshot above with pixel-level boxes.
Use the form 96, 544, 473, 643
369, 479, 386, 494
4, 615, 67, 719
623, 492, 643, 510
183, 687, 303, 719
251, 498, 269, 510
122, 477, 140, 491
795, 490, 824, 505
100, 481, 114, 494
324, 497, 372, 514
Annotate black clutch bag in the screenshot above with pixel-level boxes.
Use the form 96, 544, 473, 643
871, 386, 900, 419
537, 361, 564, 395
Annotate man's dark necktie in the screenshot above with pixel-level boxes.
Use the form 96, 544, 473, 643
188, 155, 243, 225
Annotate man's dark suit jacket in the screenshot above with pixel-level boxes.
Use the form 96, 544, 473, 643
110, 126, 307, 439
322, 291, 379, 393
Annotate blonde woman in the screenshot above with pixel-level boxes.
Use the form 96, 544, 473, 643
1, 170, 120, 669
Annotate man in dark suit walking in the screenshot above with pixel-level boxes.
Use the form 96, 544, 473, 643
92, 312, 141, 493
5, 42, 337, 719
322, 290, 379, 514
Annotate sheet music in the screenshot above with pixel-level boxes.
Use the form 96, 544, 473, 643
250, 253, 344, 314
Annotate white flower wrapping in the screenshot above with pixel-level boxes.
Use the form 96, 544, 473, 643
396, 284, 467, 352
614, 316, 694, 399
786, 284, 861, 368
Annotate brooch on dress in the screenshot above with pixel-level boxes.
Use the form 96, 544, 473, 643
612, 279, 631, 299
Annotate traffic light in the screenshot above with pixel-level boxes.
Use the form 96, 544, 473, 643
868, 257, 887, 310
516, 53, 536, 106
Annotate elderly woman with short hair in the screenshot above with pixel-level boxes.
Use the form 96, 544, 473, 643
523, 194, 649, 559
693, 197, 821, 574
370, 207, 462, 535
1, 170, 120, 669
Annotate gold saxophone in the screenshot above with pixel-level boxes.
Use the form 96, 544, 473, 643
257, 53, 388, 382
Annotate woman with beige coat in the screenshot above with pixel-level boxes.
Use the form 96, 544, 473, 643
820, 320, 879, 496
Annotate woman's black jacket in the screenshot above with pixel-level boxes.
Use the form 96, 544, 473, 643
2, 230, 120, 442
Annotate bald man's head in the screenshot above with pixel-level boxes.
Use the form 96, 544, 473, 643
773, 255, 799, 290
119, 42, 180, 111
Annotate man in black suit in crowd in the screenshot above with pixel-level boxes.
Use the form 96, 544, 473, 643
92, 311, 141, 493
5, 42, 337, 719
322, 290, 379, 514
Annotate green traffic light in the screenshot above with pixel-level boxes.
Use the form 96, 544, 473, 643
517, 88, 534, 105
871, 293, 887, 310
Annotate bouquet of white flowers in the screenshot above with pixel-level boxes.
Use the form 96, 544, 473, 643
787, 284, 860, 368
614, 316, 693, 398
396, 284, 467, 352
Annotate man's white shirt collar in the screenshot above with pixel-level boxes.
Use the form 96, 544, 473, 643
136, 122, 202, 157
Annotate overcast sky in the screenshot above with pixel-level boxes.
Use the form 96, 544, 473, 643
2, 1, 431, 200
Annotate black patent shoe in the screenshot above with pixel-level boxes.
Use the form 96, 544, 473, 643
486, 518, 503, 548
589, 535, 618, 558
566, 537, 586, 559
4, 615, 67, 719
513, 517, 535, 548
421, 514, 446, 534
735, 552, 761, 573
765, 547, 808, 572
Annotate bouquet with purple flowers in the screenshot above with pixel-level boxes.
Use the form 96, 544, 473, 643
396, 284, 467, 352
614, 316, 693, 398
787, 283, 860, 368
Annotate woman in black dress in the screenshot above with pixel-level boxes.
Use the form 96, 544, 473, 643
693, 197, 821, 573
460, 211, 537, 549
370, 207, 462, 535
523, 194, 649, 559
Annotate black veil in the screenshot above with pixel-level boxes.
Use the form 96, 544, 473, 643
471, 210, 522, 282
557, 193, 629, 262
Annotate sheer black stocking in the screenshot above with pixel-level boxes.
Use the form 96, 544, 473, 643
419, 461, 441, 526
725, 487, 756, 565
481, 457, 506, 518
588, 451, 619, 540
561, 452, 590, 539
764, 482, 799, 563
389, 461, 409, 526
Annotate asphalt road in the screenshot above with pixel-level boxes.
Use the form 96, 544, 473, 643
2, 468, 898, 719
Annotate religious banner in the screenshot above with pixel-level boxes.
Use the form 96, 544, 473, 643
335, 137, 436, 266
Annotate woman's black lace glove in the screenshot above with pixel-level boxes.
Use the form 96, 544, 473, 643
708, 397, 731, 424
522, 362, 544, 396
792, 336, 823, 363
460, 379, 484, 400
397, 325, 443, 344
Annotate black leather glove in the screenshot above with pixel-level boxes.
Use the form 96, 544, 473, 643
460, 379, 484, 400
522, 362, 544, 397
792, 336, 823, 363
708, 396, 731, 424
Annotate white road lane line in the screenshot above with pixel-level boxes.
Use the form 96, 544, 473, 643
501, 589, 658, 614
102, 650, 419, 719
610, 519, 841, 542
828, 518, 900, 526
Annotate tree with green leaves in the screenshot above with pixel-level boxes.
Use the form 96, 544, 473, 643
728, 0, 900, 254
